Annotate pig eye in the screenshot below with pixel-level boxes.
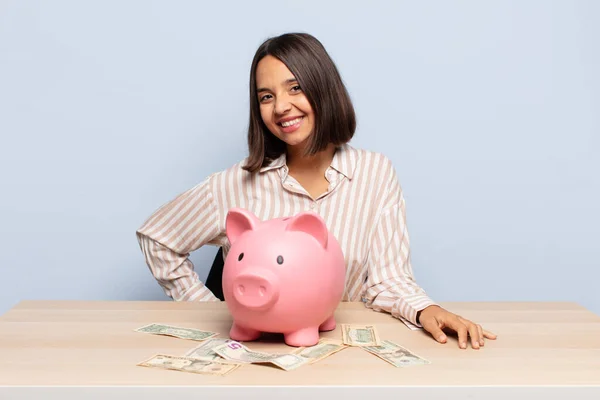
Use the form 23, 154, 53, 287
277, 255, 284, 265
238, 253, 244, 261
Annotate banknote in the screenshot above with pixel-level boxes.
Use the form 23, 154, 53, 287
398, 316, 421, 331
341, 324, 382, 346
137, 354, 240, 376
212, 341, 308, 371
291, 338, 348, 364
184, 338, 236, 361
362, 340, 430, 368
134, 323, 218, 341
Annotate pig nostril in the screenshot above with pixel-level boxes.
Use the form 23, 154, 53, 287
237, 285, 245, 295
259, 286, 266, 296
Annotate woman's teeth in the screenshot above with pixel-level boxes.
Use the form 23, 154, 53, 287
280, 117, 302, 127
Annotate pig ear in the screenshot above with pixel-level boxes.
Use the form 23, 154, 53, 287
285, 211, 328, 248
226, 208, 259, 244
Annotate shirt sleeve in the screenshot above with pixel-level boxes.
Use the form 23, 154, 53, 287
135, 176, 222, 302
362, 161, 438, 326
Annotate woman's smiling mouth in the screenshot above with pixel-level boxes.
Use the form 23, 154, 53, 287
277, 116, 304, 133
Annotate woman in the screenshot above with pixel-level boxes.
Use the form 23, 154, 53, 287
136, 32, 497, 350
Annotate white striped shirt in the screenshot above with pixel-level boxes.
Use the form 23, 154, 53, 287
136, 144, 438, 326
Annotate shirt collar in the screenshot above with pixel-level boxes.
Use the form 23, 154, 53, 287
258, 143, 358, 179
330, 144, 357, 179
258, 152, 287, 173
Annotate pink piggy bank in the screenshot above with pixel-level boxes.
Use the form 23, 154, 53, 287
222, 208, 346, 347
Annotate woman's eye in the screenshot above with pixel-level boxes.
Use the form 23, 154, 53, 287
259, 94, 272, 102
291, 85, 301, 92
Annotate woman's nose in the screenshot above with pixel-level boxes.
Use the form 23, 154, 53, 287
274, 96, 292, 115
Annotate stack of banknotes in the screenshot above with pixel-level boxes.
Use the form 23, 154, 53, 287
134, 322, 430, 376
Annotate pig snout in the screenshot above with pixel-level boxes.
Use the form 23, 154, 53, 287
232, 270, 280, 310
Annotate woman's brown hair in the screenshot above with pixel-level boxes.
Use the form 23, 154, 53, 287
242, 33, 356, 173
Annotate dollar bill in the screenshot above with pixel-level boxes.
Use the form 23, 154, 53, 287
134, 323, 217, 342
362, 340, 430, 368
212, 341, 308, 371
399, 316, 421, 331
184, 338, 235, 361
291, 338, 348, 364
341, 324, 382, 346
137, 354, 240, 376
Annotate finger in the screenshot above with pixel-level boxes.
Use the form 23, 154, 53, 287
446, 318, 469, 349
420, 317, 448, 344
458, 317, 481, 349
477, 325, 485, 346
465, 322, 481, 349
483, 329, 498, 340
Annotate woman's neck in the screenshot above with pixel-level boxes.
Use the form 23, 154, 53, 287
286, 143, 336, 175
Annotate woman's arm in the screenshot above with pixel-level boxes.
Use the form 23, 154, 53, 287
362, 158, 496, 348
362, 185, 438, 326
136, 176, 222, 301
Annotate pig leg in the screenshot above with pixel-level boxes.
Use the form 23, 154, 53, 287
284, 327, 320, 347
318, 314, 336, 332
229, 322, 261, 342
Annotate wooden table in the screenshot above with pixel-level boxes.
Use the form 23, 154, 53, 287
1, 301, 599, 399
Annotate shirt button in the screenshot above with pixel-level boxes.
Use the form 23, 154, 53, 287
310, 203, 316, 209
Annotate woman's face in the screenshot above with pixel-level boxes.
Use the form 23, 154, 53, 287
255, 55, 315, 150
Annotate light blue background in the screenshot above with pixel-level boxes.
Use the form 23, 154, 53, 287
1, 1, 598, 316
